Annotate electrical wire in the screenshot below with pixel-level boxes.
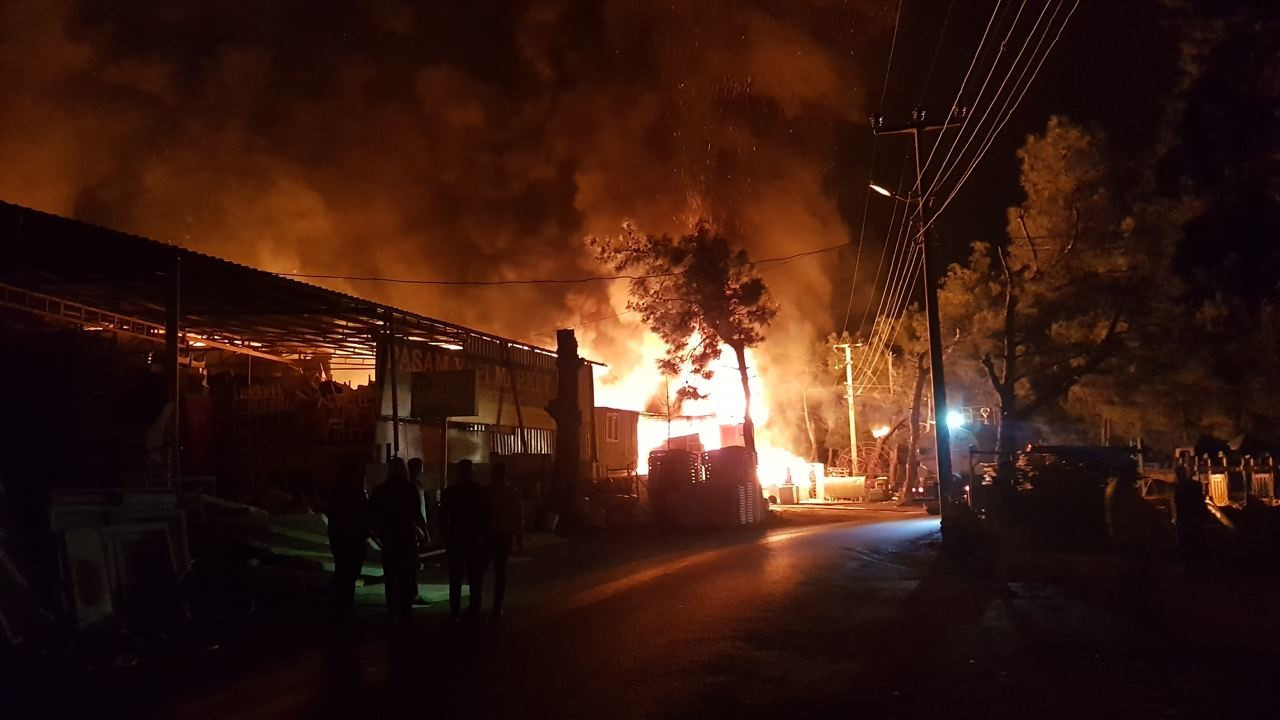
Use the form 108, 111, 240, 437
280, 270, 682, 286
925, 0, 1058, 201
841, 0, 905, 333
278, 241, 851, 287
910, 0, 1012, 198
855, 257, 921, 394
852, 243, 921, 390
855, 239, 924, 392
869, 249, 922, 378
851, 1, 1003, 343
851, 0, 1077, 385
524, 309, 638, 340
851, 0, 1078, 395
917, 0, 958, 106
916, 0, 1024, 197
852, 157, 912, 337
879, 0, 905, 105
841, 144, 877, 333
851, 202, 910, 357
925, 0, 1078, 234
848, 215, 919, 385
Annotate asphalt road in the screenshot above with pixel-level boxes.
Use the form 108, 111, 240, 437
170, 512, 945, 719
26, 509, 1277, 719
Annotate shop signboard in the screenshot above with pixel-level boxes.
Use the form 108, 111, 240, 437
377, 336, 558, 429
411, 369, 477, 419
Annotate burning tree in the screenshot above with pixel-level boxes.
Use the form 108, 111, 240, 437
589, 220, 777, 456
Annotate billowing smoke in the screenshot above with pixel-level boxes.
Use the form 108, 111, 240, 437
0, 0, 891, 449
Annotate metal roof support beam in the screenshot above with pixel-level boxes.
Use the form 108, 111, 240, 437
1, 282, 296, 366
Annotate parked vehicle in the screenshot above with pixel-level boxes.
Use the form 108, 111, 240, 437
906, 473, 941, 515
971, 445, 1140, 552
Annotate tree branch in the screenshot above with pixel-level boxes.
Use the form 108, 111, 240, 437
981, 353, 1003, 394
1058, 205, 1080, 262
1016, 294, 1128, 418
1016, 211, 1039, 277
998, 244, 1018, 395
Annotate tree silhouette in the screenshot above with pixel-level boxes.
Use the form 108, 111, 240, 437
589, 220, 777, 456
936, 117, 1193, 451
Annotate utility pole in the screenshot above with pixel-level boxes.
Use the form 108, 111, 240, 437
872, 107, 965, 526
833, 343, 858, 474
548, 329, 583, 526
165, 253, 182, 487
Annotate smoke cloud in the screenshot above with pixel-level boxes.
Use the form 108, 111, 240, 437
0, 0, 892, 444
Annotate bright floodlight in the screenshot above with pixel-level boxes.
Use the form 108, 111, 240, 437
871, 425, 891, 439
869, 182, 893, 197
945, 410, 964, 430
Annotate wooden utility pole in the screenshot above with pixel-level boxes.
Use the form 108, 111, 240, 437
386, 310, 400, 457
165, 253, 182, 486
833, 342, 859, 474
872, 107, 965, 527
548, 329, 582, 525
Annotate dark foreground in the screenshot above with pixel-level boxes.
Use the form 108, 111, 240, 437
10, 507, 1279, 719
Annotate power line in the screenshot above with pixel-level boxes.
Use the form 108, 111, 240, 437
281, 270, 682, 286
852, 158, 912, 336
869, 166, 917, 308
926, 0, 1075, 229
926, 0, 1058, 199
917, 0, 958, 105
842, 0, 906, 333
911, 0, 1011, 198
852, 242, 921, 389
879, 0, 906, 106
851, 1, 1003, 340
754, 242, 851, 267
852, 0, 1077, 387
856, 252, 922, 393
917, 0, 1024, 198
848, 217, 920, 386
278, 241, 851, 287
921, 0, 1079, 240
519, 239, 860, 340
524, 309, 638, 340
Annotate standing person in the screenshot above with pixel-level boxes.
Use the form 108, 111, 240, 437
488, 463, 523, 619
370, 458, 423, 626
439, 459, 490, 622
1173, 463, 1207, 563
325, 463, 370, 625
406, 457, 431, 607
406, 457, 431, 544
1105, 466, 1168, 611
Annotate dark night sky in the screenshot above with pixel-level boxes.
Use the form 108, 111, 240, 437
0, 0, 1272, 375
851, 0, 1182, 270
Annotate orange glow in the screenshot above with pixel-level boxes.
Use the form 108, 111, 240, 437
584, 326, 808, 483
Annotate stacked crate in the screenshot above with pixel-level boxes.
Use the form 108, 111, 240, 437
647, 449, 701, 525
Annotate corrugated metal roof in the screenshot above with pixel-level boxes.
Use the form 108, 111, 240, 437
0, 201, 598, 366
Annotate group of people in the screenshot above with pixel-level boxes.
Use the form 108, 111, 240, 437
325, 457, 524, 626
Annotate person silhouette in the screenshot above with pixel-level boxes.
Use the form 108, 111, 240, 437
488, 462, 524, 618
439, 459, 490, 622
325, 463, 370, 624
406, 457, 431, 544
370, 458, 423, 625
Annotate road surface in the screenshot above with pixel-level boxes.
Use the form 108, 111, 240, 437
23, 510, 1278, 718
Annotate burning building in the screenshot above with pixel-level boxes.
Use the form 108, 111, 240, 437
0, 201, 604, 636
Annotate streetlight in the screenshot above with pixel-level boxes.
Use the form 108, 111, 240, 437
869, 182, 910, 201
945, 410, 964, 431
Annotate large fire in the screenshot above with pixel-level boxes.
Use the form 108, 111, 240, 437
588, 328, 815, 492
